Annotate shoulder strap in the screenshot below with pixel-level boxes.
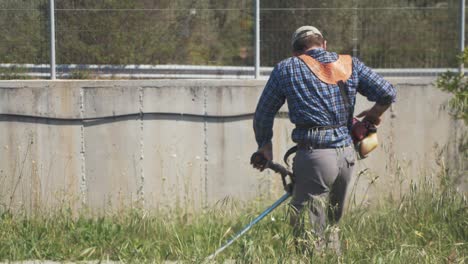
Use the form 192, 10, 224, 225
298, 54, 352, 84
337, 80, 350, 109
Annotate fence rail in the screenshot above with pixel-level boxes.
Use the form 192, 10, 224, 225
0, 1, 466, 79
0, 63, 462, 79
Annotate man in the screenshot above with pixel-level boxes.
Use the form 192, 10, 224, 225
252, 26, 396, 249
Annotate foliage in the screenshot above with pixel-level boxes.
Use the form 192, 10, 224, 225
0, 0, 461, 69
0, 0, 254, 67
0, 172, 466, 263
436, 49, 468, 125
0, 66, 31, 80
68, 69, 91, 79
0, 0, 49, 64
261, 0, 458, 67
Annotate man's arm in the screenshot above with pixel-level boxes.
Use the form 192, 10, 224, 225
353, 58, 397, 124
252, 66, 285, 169
356, 103, 390, 125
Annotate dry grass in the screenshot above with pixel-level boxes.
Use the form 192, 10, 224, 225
0, 166, 466, 263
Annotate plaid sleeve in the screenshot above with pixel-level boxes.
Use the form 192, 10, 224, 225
253, 66, 285, 149
353, 58, 397, 105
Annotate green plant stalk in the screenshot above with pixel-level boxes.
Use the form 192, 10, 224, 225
0, 172, 466, 263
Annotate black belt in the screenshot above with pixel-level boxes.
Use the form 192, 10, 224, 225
284, 124, 347, 166
296, 142, 330, 149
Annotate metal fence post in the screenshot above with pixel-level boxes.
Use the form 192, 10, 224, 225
352, 0, 358, 58
460, 0, 466, 74
49, 0, 56, 80
254, 0, 260, 79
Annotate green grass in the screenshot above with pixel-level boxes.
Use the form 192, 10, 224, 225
0, 66, 33, 80
0, 173, 466, 263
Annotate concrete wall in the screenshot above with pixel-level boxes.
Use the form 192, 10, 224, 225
0, 79, 465, 213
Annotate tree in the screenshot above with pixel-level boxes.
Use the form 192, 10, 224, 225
0, 0, 462, 69
0, 0, 48, 64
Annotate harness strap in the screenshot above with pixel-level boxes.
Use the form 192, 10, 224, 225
283, 54, 354, 166
337, 80, 350, 109
337, 80, 353, 128
283, 146, 298, 166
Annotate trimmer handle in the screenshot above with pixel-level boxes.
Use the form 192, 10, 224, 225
250, 151, 293, 176
250, 151, 294, 193
250, 151, 268, 169
266, 161, 293, 178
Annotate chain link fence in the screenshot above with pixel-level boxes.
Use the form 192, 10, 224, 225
0, 0, 49, 78
0, 0, 465, 79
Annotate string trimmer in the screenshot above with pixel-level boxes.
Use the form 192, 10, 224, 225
205, 152, 294, 261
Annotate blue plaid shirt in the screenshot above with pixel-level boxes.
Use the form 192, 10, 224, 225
253, 48, 396, 149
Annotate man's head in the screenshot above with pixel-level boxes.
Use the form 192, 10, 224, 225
291, 26, 326, 54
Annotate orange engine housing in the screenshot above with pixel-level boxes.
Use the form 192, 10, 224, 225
351, 118, 378, 159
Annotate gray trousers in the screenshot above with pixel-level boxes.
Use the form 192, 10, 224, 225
290, 145, 355, 239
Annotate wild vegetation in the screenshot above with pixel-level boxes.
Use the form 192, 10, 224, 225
0, 164, 466, 263
437, 49, 468, 125
436, 48, 468, 175
0, 0, 461, 68
0, 1, 466, 263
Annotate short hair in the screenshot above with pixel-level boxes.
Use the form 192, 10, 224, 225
292, 34, 325, 53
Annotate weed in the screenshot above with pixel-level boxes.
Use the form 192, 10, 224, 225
0, 66, 33, 80
0, 168, 466, 263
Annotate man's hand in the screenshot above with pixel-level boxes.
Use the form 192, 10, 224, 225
356, 103, 391, 126
356, 109, 382, 125
251, 142, 273, 171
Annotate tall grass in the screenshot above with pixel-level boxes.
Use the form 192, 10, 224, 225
0, 169, 466, 263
